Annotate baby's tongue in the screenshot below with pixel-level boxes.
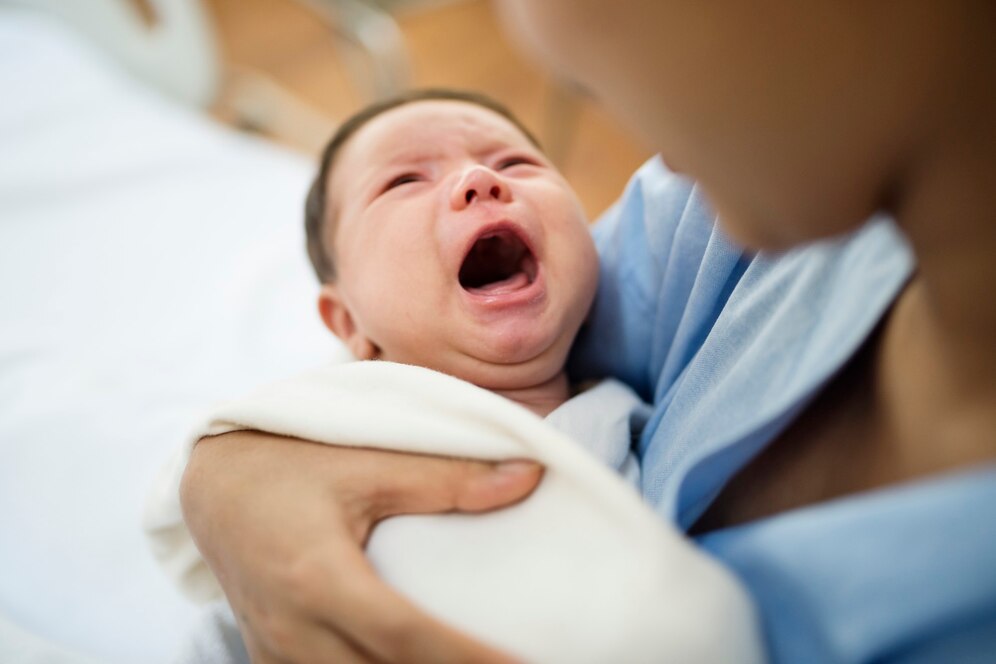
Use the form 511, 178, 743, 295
466, 270, 529, 295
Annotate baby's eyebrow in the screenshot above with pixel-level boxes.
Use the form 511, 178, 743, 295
469, 140, 529, 158
378, 140, 526, 168
377, 149, 441, 167
354, 154, 432, 194
353, 153, 430, 199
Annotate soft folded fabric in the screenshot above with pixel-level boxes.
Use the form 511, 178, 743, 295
144, 361, 764, 663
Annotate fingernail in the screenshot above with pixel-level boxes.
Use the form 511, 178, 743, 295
496, 460, 539, 476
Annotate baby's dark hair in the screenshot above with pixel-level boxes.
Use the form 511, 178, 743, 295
305, 88, 541, 283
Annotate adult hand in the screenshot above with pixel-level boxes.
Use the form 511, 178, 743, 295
180, 430, 542, 663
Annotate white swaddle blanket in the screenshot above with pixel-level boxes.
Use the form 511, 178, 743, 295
144, 361, 764, 663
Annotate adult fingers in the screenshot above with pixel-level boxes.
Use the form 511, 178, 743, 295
354, 450, 544, 526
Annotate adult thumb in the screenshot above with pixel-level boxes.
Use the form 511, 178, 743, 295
370, 454, 544, 521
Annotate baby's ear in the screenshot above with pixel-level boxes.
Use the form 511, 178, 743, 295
317, 284, 379, 360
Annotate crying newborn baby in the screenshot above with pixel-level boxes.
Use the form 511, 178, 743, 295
308, 88, 601, 421
147, 89, 762, 664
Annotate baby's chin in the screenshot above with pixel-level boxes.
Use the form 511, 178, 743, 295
377, 319, 581, 390
435, 345, 573, 393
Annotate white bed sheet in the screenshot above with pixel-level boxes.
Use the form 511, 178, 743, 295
0, 9, 346, 661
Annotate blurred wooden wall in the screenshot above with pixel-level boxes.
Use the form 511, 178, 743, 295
204, 0, 650, 219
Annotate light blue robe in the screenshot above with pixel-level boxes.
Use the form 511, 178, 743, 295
570, 156, 996, 663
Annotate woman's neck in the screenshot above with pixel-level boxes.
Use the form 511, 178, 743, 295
492, 370, 572, 418
879, 17, 996, 466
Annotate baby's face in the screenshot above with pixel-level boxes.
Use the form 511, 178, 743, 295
320, 101, 598, 391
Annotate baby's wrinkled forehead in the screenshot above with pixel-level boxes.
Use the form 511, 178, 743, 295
340, 101, 536, 171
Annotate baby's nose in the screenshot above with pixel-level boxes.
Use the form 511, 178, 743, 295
451, 167, 512, 210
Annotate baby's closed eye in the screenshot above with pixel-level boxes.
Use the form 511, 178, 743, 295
496, 155, 538, 170
383, 173, 423, 192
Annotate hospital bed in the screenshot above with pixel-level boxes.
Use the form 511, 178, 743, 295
0, 5, 360, 661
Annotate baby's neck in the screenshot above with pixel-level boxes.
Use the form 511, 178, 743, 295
492, 370, 572, 418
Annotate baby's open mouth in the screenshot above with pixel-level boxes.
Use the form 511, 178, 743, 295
459, 228, 538, 294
